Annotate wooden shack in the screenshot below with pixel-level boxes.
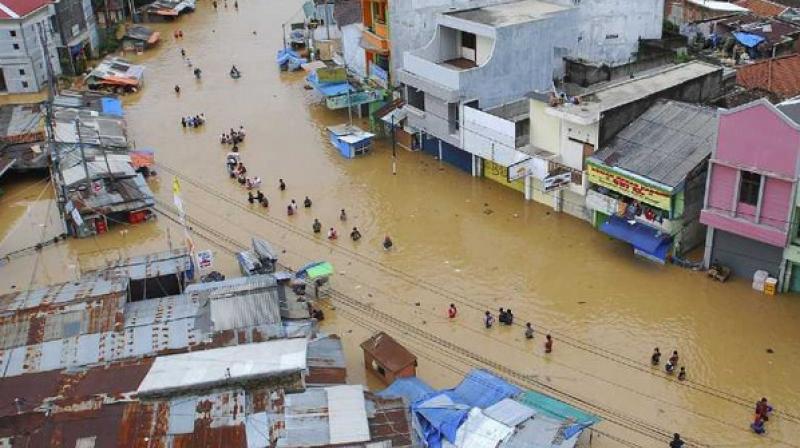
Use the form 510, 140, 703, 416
360, 331, 417, 385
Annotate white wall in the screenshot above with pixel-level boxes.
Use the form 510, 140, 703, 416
476, 35, 492, 66
340, 23, 366, 78
0, 6, 62, 93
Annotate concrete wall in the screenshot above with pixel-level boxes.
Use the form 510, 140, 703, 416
599, 68, 723, 146
406, 92, 460, 147
476, 34, 493, 66
530, 99, 560, 153
0, 7, 62, 93
391, 0, 664, 85
550, 0, 664, 64
389, 0, 510, 83
340, 23, 367, 78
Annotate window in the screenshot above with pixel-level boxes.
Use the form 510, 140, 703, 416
461, 32, 476, 50
377, 365, 386, 377
739, 170, 761, 206
406, 86, 425, 111
9, 30, 16, 37
21, 81, 28, 88
18, 69, 24, 76
12, 43, 19, 50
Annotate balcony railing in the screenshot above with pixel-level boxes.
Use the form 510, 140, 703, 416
362, 23, 389, 52
403, 53, 461, 91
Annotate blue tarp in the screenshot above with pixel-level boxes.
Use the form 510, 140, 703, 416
451, 369, 522, 409
306, 71, 352, 97
413, 392, 470, 448
600, 215, 672, 261
733, 32, 766, 48
100, 98, 123, 117
378, 377, 436, 405
276, 48, 307, 70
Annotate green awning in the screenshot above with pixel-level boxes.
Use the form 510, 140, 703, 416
306, 262, 334, 280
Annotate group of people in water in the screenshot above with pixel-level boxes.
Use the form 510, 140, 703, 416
221, 126, 246, 147
181, 114, 206, 128
457, 306, 552, 353
651, 348, 687, 381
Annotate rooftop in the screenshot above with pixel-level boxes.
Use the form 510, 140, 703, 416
444, 0, 569, 28
548, 61, 722, 123
361, 331, 417, 372
737, 54, 800, 98
687, 0, 749, 12
590, 100, 717, 189
136, 338, 309, 397
0, 103, 44, 143
735, 0, 788, 16
0, 0, 50, 19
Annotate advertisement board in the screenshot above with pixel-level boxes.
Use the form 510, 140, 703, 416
543, 171, 572, 192
586, 163, 671, 210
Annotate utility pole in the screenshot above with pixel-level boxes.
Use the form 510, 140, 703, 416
282, 23, 287, 49
391, 113, 397, 175
75, 119, 90, 187
38, 22, 70, 231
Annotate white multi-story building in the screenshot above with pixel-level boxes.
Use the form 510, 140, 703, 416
0, 0, 62, 94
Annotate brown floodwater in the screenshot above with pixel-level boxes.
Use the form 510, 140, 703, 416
2, 1, 800, 446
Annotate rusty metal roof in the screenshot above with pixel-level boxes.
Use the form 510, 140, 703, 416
306, 335, 347, 386
0, 277, 128, 312
94, 248, 192, 281
360, 331, 417, 373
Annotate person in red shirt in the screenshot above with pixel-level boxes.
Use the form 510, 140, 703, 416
447, 304, 457, 319
545, 334, 553, 353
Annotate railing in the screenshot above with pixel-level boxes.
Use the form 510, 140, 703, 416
362, 27, 389, 51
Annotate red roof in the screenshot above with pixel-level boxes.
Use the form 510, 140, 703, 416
737, 54, 800, 98
735, 0, 788, 16
0, 0, 51, 19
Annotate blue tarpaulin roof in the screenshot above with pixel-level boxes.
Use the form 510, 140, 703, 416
733, 32, 766, 48
100, 98, 123, 117
452, 369, 522, 409
600, 215, 672, 261
413, 392, 470, 448
306, 70, 353, 97
378, 377, 435, 405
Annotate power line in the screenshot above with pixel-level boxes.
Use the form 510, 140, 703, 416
153, 203, 799, 448
154, 164, 800, 428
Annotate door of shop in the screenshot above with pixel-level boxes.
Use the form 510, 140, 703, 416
790, 263, 800, 293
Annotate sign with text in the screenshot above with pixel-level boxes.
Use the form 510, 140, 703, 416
543, 171, 572, 193
196, 250, 213, 269
586, 163, 671, 210
370, 64, 388, 88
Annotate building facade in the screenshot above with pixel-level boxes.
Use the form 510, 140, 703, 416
0, 0, 62, 94
701, 99, 800, 289
361, 0, 389, 87
586, 100, 716, 262
52, 0, 100, 75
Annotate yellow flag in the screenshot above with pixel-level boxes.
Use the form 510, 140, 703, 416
172, 176, 181, 195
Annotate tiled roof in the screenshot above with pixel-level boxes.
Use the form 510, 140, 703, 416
735, 0, 788, 16
0, 0, 50, 19
737, 54, 800, 98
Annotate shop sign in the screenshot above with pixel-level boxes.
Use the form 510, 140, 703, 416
543, 171, 572, 192
370, 65, 388, 88
196, 249, 213, 269
326, 90, 384, 109
508, 157, 548, 182
586, 163, 671, 210
586, 189, 619, 215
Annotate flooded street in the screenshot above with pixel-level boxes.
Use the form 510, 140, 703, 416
2, 1, 800, 446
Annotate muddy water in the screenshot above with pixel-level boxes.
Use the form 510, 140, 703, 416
2, 1, 800, 446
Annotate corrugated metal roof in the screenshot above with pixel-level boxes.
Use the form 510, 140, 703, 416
500, 413, 564, 448
280, 387, 330, 447
484, 398, 536, 428
185, 275, 283, 335
453, 408, 514, 448
137, 339, 308, 397
590, 100, 717, 189
99, 249, 191, 280
0, 278, 128, 312
328, 385, 370, 444
245, 412, 270, 448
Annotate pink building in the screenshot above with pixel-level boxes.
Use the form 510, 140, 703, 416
701, 99, 800, 286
